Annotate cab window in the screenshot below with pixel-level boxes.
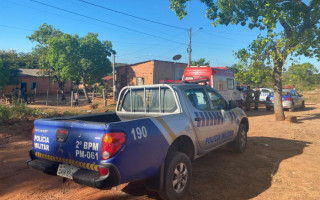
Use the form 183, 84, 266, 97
132, 89, 145, 112
207, 90, 227, 110
121, 87, 177, 113
161, 88, 177, 112
185, 89, 210, 110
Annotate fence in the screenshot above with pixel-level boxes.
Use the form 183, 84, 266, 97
0, 88, 115, 107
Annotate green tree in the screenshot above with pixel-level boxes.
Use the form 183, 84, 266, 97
0, 51, 20, 90
0, 59, 10, 90
28, 23, 68, 100
18, 52, 39, 69
190, 58, 210, 66
286, 62, 318, 84
169, 0, 320, 121
29, 24, 115, 103
74, 33, 115, 103
228, 63, 272, 87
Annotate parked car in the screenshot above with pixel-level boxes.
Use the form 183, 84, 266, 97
265, 89, 305, 111
259, 88, 273, 101
27, 83, 249, 200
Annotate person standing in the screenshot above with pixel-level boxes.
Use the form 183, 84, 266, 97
30, 87, 35, 103
74, 91, 79, 106
236, 83, 243, 108
254, 87, 261, 110
245, 86, 253, 111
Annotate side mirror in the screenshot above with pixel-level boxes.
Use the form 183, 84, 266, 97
228, 100, 237, 109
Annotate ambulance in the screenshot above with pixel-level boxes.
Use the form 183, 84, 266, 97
182, 66, 241, 102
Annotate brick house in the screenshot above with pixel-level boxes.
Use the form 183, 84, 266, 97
101, 75, 113, 89
115, 60, 187, 91
0, 69, 72, 96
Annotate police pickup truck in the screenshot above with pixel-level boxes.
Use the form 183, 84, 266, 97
27, 83, 249, 200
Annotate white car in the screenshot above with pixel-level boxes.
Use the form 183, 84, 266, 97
259, 88, 273, 101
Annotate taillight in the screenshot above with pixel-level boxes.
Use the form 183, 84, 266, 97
32, 127, 35, 145
55, 128, 69, 143
286, 97, 292, 101
101, 132, 125, 160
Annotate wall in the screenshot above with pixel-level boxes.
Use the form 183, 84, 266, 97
116, 61, 154, 90
153, 61, 187, 84
1, 76, 72, 95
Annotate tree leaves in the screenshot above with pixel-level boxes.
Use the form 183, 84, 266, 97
190, 58, 210, 66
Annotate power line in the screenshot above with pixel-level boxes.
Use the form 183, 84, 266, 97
78, 0, 188, 31
30, 0, 187, 45
0, 24, 35, 32
117, 32, 187, 58
201, 30, 249, 44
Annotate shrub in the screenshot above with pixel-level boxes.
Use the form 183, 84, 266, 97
0, 102, 42, 125
98, 86, 105, 96
0, 105, 10, 124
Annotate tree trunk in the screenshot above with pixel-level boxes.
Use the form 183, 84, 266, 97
273, 63, 285, 121
82, 77, 91, 103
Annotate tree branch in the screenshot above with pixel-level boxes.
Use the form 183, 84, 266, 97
279, 19, 293, 38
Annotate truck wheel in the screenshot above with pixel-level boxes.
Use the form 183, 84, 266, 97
233, 124, 247, 153
289, 103, 295, 112
266, 107, 271, 111
302, 101, 305, 110
159, 151, 191, 200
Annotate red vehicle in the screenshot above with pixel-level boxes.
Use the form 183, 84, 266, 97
182, 66, 240, 102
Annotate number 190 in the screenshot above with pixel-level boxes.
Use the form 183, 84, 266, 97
131, 126, 147, 140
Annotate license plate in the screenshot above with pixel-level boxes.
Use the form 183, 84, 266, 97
57, 164, 79, 179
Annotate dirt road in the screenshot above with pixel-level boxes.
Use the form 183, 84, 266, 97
1, 105, 320, 200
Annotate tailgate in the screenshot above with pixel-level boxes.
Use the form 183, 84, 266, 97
33, 119, 106, 172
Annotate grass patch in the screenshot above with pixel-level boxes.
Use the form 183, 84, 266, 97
0, 102, 43, 125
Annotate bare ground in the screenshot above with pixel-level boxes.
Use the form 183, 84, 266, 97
0, 104, 320, 200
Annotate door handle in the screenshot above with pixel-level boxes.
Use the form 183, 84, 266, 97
194, 116, 202, 121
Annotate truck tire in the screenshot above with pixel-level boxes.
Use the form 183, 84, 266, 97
159, 151, 191, 200
266, 107, 271, 111
289, 103, 295, 112
302, 101, 305, 110
232, 124, 247, 153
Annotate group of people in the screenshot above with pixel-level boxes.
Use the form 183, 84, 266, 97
10, 87, 36, 104
235, 84, 261, 111
244, 86, 261, 111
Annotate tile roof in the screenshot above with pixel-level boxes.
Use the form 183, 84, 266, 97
18, 69, 46, 77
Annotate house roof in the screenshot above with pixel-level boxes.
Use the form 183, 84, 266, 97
116, 60, 187, 68
102, 76, 113, 81
18, 69, 45, 77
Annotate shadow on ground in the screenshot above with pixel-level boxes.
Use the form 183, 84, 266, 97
0, 137, 310, 200
108, 137, 310, 200
298, 113, 320, 122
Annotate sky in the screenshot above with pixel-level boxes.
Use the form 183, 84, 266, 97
0, 0, 319, 70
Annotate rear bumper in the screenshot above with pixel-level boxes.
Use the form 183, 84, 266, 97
282, 101, 292, 108
27, 149, 120, 189
265, 101, 292, 108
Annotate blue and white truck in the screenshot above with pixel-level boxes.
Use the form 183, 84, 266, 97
27, 83, 249, 200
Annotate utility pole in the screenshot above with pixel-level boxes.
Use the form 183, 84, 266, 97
188, 28, 192, 67
112, 54, 116, 103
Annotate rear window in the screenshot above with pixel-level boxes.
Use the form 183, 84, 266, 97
261, 89, 271, 93
269, 92, 290, 96
120, 87, 177, 113
282, 92, 290, 96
